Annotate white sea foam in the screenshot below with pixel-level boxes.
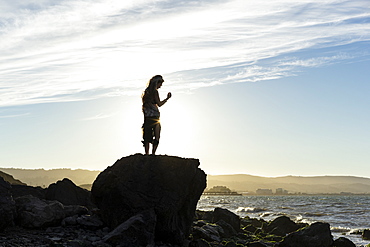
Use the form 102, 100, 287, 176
236, 207, 266, 213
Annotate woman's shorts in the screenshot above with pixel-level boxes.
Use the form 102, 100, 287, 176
142, 116, 160, 144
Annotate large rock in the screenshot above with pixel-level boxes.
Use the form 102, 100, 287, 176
363, 229, 370, 240
0, 177, 16, 231
192, 224, 223, 242
212, 208, 240, 233
91, 154, 207, 245
265, 216, 301, 236
102, 209, 157, 247
46, 178, 95, 209
11, 184, 46, 199
333, 237, 356, 247
15, 195, 66, 228
280, 222, 333, 247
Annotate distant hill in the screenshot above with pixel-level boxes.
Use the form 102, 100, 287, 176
0, 170, 27, 185
2, 167, 370, 194
0, 168, 100, 187
207, 174, 370, 194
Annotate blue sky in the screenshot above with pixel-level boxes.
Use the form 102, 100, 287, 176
1, 0, 370, 177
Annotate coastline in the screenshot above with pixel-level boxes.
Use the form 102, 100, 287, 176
198, 194, 370, 246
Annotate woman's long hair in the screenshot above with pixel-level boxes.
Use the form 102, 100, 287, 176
142, 75, 163, 105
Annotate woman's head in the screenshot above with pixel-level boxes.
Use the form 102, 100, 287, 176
142, 75, 164, 104
148, 75, 164, 90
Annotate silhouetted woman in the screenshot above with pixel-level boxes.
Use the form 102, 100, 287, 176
142, 75, 172, 155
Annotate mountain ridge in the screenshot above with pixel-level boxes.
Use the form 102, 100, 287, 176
207, 174, 370, 194
1, 167, 370, 194
0, 168, 100, 187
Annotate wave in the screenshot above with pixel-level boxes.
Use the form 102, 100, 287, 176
236, 207, 267, 213
303, 212, 329, 217
331, 226, 351, 233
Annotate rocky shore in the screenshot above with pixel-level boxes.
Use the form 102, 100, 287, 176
0, 154, 367, 247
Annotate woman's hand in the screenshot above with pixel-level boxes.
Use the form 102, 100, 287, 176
167, 92, 172, 99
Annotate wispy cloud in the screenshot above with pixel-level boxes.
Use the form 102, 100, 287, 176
0, 109, 30, 118
1, 0, 369, 106
79, 112, 116, 121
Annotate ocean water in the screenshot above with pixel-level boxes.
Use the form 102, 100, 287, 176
197, 195, 370, 247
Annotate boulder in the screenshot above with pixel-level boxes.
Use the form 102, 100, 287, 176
241, 217, 265, 228
11, 184, 46, 199
0, 177, 16, 231
91, 154, 206, 245
280, 222, 333, 247
192, 224, 223, 242
15, 195, 66, 228
212, 207, 241, 233
76, 214, 104, 229
362, 229, 370, 240
217, 219, 238, 237
265, 216, 300, 236
333, 237, 356, 247
189, 239, 211, 247
102, 209, 156, 247
45, 178, 95, 209
64, 205, 89, 217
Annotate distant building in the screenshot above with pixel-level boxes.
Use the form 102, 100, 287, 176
203, 186, 241, 195
276, 188, 288, 195
256, 189, 273, 195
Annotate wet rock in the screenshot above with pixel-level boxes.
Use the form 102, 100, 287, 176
64, 205, 89, 217
362, 229, 370, 240
196, 210, 213, 222
242, 224, 257, 234
91, 154, 206, 246
212, 208, 240, 233
265, 216, 301, 236
15, 195, 65, 228
76, 214, 104, 229
46, 178, 95, 209
333, 237, 356, 247
0, 177, 16, 231
189, 239, 211, 247
192, 223, 223, 242
279, 222, 333, 247
241, 217, 265, 228
102, 209, 156, 247
217, 219, 237, 238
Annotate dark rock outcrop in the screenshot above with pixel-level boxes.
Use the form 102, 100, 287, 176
15, 195, 66, 228
265, 215, 301, 236
0, 177, 16, 231
280, 222, 333, 247
212, 207, 241, 234
11, 184, 46, 199
333, 237, 356, 247
46, 178, 95, 209
15, 195, 88, 229
91, 154, 207, 246
363, 229, 370, 240
102, 209, 157, 247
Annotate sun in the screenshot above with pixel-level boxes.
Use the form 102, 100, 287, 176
157, 96, 199, 157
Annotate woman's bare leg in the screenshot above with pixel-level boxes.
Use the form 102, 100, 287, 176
144, 142, 150, 155
152, 123, 161, 155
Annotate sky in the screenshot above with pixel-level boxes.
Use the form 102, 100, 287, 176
1, 0, 370, 177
